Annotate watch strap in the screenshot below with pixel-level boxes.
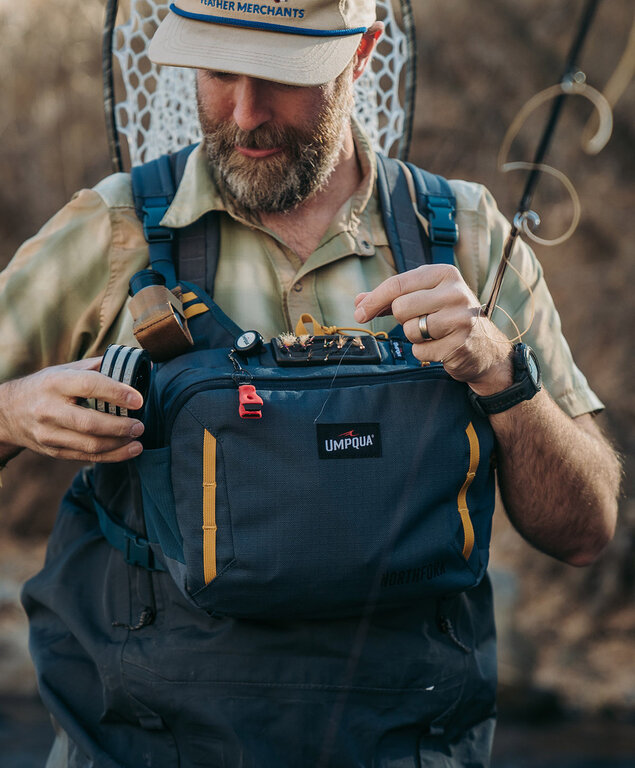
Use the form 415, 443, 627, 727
468, 343, 541, 417
468, 380, 540, 417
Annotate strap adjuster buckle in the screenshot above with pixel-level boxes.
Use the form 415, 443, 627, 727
124, 531, 157, 571
142, 205, 174, 244
427, 195, 459, 246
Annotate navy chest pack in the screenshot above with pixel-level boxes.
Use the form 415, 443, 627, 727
93, 145, 496, 620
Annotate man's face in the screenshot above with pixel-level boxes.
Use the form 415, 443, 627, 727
196, 66, 355, 213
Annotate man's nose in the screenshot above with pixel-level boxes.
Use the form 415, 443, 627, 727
232, 77, 273, 132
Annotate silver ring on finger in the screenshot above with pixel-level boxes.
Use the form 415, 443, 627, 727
418, 314, 433, 342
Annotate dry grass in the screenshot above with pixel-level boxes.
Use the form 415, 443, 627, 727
0, 0, 110, 259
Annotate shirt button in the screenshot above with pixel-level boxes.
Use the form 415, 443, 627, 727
293, 282, 303, 293
360, 240, 374, 254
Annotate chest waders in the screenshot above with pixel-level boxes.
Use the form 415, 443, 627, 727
22, 150, 499, 767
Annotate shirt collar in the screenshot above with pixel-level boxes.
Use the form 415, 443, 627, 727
161, 143, 225, 229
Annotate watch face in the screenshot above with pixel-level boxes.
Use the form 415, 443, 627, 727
526, 347, 541, 387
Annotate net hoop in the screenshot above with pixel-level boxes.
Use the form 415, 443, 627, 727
103, 0, 417, 170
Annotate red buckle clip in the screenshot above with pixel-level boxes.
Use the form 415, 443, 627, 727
238, 384, 263, 419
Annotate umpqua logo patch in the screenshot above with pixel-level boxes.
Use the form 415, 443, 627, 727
316, 424, 382, 460
199, 0, 306, 20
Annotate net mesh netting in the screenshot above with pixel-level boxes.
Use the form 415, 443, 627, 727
113, 0, 409, 167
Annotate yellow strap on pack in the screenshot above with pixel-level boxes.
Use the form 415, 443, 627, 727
457, 423, 479, 560
184, 303, 210, 320
294, 313, 388, 340
202, 429, 218, 585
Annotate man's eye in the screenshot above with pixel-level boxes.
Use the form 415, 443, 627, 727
275, 81, 302, 92
206, 71, 236, 82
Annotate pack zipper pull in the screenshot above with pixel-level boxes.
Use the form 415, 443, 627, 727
228, 349, 262, 419
238, 385, 263, 420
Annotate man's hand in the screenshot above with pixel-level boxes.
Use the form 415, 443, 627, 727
353, 264, 514, 395
0, 358, 145, 464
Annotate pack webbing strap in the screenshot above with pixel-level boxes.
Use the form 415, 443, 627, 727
177, 209, 221, 295
376, 154, 429, 273
405, 161, 458, 265
178, 279, 245, 341
91, 493, 166, 572
172, 142, 194, 184
184, 303, 210, 320
131, 144, 198, 288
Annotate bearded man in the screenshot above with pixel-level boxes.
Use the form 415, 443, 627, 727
0, 1, 620, 766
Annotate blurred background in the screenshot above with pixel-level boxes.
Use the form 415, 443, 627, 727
0, 0, 633, 765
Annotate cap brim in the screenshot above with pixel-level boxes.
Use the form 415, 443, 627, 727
149, 13, 362, 86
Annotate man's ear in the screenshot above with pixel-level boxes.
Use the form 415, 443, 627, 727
352, 21, 384, 82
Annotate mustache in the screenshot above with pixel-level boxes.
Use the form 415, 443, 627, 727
204, 122, 307, 152
201, 118, 328, 157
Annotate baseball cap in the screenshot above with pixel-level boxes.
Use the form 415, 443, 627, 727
149, 0, 377, 86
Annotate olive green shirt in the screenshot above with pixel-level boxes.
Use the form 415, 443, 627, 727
0, 126, 602, 419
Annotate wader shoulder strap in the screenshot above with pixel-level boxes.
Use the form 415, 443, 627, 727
376, 154, 458, 269
131, 143, 219, 290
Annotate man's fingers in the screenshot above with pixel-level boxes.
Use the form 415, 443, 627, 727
403, 311, 441, 344
62, 402, 145, 439
41, 433, 144, 463
28, 410, 143, 453
353, 265, 456, 323
354, 273, 407, 322
410, 332, 467, 366
0, 362, 146, 461
50, 426, 141, 456
390, 284, 464, 327
353, 292, 369, 308
402, 306, 481, 345
57, 369, 143, 411
353, 291, 396, 317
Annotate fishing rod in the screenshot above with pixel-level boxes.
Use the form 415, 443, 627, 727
484, 0, 602, 320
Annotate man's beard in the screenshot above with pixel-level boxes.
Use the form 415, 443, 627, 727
197, 70, 355, 214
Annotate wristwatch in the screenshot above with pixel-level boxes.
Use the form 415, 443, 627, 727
468, 343, 542, 417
